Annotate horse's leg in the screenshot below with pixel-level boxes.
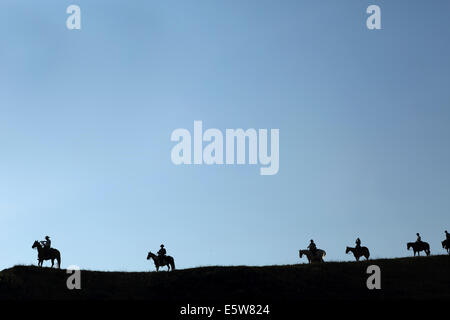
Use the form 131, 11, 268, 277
51, 259, 54, 268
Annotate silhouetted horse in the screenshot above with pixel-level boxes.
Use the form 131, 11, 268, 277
346, 246, 370, 261
442, 240, 449, 254
147, 251, 175, 271
299, 249, 326, 263
407, 242, 430, 256
32, 241, 61, 268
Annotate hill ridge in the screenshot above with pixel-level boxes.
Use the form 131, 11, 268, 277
1, 255, 449, 300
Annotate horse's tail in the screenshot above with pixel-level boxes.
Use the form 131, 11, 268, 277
56, 251, 61, 269
170, 257, 175, 271
365, 247, 370, 259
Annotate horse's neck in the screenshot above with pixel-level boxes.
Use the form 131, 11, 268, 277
37, 246, 45, 255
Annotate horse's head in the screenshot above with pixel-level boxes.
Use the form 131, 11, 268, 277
299, 250, 308, 258
345, 247, 351, 254
32, 241, 40, 249
407, 243, 412, 250
299, 250, 303, 258
147, 251, 155, 260
442, 240, 446, 248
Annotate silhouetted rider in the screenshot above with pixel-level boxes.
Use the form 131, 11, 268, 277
158, 244, 167, 263
308, 240, 317, 256
40, 236, 51, 249
445, 230, 450, 241
355, 238, 361, 248
416, 233, 422, 243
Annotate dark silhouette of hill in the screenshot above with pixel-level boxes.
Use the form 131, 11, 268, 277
0, 255, 449, 300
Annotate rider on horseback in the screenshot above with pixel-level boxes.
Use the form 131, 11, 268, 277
445, 230, 450, 241
40, 236, 51, 250
158, 244, 167, 264
308, 240, 317, 256
416, 233, 422, 243
355, 238, 361, 248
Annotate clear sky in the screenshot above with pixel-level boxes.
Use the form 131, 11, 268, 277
0, 0, 449, 271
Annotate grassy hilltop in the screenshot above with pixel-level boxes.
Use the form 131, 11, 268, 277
0, 255, 449, 301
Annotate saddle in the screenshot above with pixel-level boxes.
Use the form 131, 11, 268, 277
158, 255, 167, 264
42, 246, 52, 255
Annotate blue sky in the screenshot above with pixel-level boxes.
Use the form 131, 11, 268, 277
0, 0, 449, 271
